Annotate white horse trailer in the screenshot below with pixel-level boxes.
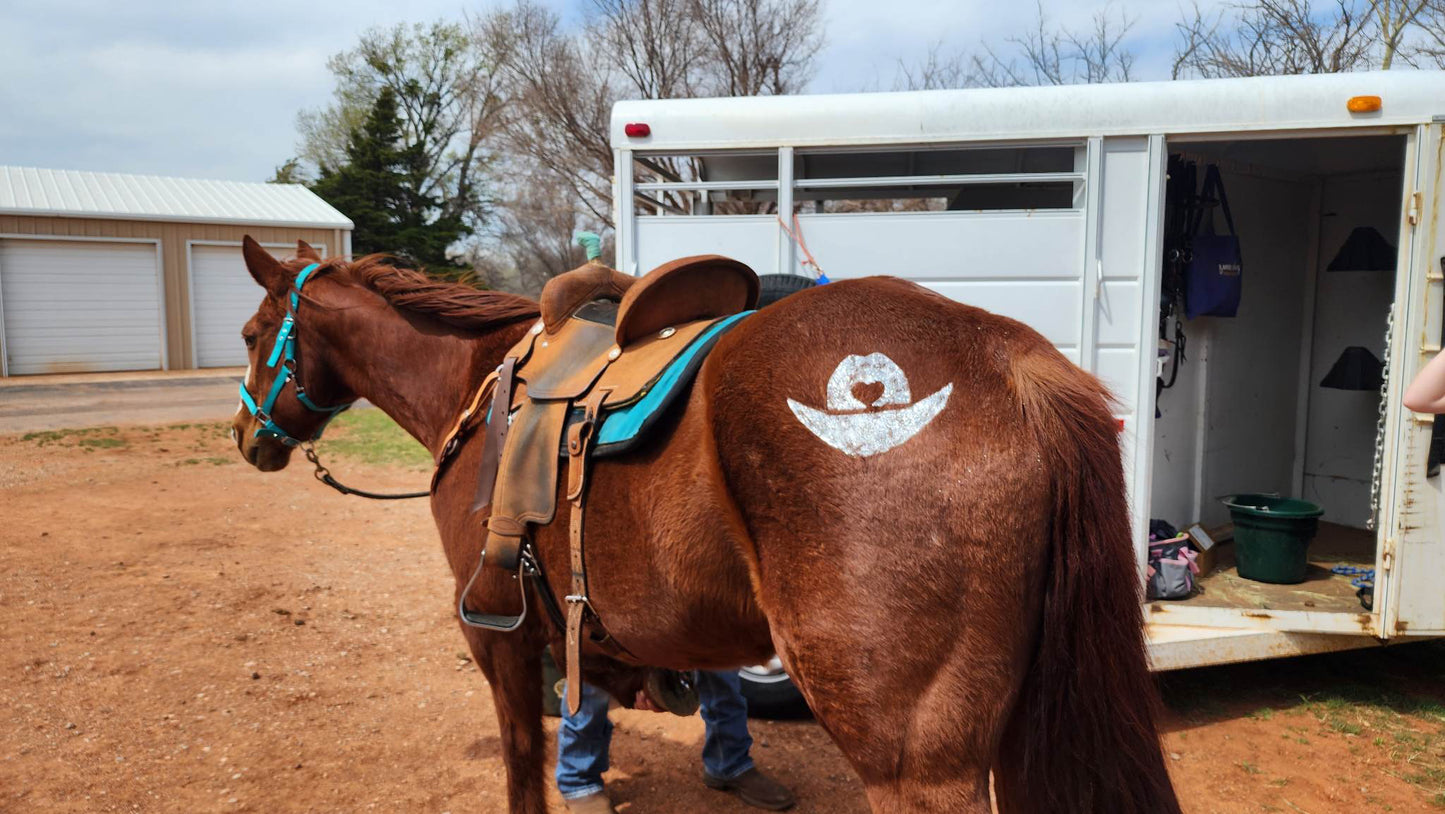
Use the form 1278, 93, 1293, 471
610, 71, 1445, 671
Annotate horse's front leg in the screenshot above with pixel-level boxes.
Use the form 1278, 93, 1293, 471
462, 624, 549, 814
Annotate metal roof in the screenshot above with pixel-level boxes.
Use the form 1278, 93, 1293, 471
613, 70, 1445, 150
0, 166, 353, 229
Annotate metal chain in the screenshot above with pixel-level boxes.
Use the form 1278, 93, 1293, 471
302, 442, 430, 500
1367, 305, 1395, 531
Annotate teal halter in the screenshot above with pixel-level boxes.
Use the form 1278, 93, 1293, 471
238, 262, 352, 447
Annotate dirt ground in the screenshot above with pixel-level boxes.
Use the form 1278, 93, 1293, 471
4, 417, 1445, 813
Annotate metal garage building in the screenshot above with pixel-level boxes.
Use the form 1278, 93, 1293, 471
0, 166, 352, 376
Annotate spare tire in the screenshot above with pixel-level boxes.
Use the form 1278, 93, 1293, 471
739, 657, 811, 719
756, 274, 817, 309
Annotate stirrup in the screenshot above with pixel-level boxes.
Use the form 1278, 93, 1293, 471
458, 546, 529, 632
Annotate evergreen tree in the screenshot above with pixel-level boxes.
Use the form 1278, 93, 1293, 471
310, 87, 472, 278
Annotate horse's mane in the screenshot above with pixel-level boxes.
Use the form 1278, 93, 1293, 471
325, 255, 540, 334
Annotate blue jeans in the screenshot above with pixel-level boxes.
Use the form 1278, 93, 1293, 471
556, 670, 755, 800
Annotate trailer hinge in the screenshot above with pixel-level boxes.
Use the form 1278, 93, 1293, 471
1408, 191, 1422, 226
1382, 536, 1397, 572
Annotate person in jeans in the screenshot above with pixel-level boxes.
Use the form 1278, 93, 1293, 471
557, 670, 795, 813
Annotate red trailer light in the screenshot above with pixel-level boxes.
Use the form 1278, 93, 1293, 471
624, 122, 651, 138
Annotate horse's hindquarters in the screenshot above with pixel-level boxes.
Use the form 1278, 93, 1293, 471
703, 277, 1057, 810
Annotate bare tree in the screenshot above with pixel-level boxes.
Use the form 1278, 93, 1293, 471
477, 1, 617, 228
468, 161, 591, 294
1169, 0, 1436, 77
1376, 0, 1433, 66
591, 0, 704, 99
893, 43, 974, 91
471, 0, 826, 283
691, 0, 825, 95
895, 1, 1135, 90
1392, 0, 1445, 65
1068, 4, 1136, 83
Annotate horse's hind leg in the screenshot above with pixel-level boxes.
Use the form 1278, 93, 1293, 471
770, 587, 1032, 814
462, 625, 549, 814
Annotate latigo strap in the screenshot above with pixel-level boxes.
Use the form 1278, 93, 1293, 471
473, 354, 519, 514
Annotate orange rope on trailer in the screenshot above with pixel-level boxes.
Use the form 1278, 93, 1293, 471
777, 213, 828, 282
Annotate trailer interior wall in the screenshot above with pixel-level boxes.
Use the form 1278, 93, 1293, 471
1303, 171, 1402, 526
1150, 135, 1405, 534
1150, 166, 1314, 529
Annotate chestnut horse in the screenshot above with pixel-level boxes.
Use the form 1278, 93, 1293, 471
231, 237, 1179, 814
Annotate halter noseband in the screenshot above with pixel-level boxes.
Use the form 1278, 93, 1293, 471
238, 262, 351, 447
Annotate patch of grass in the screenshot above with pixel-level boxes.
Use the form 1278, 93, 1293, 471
322, 409, 430, 468
23, 426, 124, 448
1329, 718, 1364, 736
1239, 760, 1262, 775
167, 420, 232, 439
177, 456, 231, 467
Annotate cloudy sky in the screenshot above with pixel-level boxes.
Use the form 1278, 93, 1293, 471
0, 0, 1226, 183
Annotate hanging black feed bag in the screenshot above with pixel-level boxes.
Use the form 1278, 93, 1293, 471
1185, 164, 1243, 319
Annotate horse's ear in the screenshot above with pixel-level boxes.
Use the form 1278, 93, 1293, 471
296, 240, 322, 262
241, 235, 289, 297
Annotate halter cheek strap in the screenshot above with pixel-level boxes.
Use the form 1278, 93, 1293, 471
239, 262, 352, 447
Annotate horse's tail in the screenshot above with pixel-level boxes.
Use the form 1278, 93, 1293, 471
994, 348, 1181, 814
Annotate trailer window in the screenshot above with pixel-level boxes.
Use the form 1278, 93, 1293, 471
793, 144, 1082, 214
633, 152, 778, 216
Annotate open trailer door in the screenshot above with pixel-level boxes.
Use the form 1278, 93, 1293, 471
1381, 121, 1445, 638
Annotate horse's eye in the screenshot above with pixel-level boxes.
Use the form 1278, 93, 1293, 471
243, 332, 257, 350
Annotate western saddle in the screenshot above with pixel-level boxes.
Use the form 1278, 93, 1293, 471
438, 255, 758, 713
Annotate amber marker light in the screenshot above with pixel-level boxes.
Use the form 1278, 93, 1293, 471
1347, 95, 1382, 113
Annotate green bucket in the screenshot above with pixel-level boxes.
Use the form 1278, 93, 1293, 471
1221, 494, 1325, 584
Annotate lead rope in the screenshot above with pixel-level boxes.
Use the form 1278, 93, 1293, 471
777, 213, 830, 283
1367, 305, 1395, 531
303, 442, 430, 500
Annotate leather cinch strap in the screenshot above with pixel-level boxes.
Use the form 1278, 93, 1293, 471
565, 388, 609, 715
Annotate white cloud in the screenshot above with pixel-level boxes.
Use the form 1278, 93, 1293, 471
0, 0, 1231, 182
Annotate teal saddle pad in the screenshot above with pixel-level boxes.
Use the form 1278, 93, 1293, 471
586, 310, 752, 457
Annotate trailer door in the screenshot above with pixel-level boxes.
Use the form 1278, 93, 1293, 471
1382, 122, 1445, 637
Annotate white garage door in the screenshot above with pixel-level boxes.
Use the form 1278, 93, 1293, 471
0, 239, 164, 375
190, 244, 271, 368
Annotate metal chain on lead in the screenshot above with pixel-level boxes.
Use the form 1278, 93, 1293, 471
302, 441, 429, 500
1367, 305, 1395, 531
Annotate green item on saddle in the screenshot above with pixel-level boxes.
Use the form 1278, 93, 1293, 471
574, 231, 603, 261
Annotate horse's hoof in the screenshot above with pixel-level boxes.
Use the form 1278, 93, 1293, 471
643, 669, 699, 716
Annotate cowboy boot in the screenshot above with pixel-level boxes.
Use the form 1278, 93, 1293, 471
565, 791, 617, 814
703, 767, 796, 811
